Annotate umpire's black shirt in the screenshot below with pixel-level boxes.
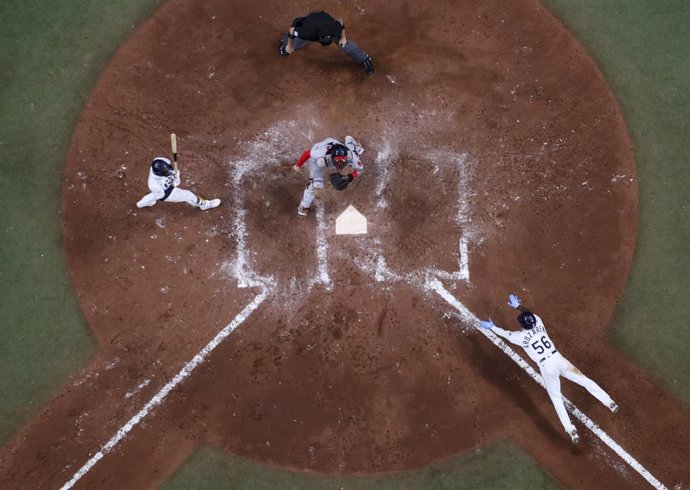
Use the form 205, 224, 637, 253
292, 11, 343, 45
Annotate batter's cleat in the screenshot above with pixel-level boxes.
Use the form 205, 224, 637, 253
297, 205, 309, 216
569, 429, 580, 444
361, 56, 374, 76
199, 198, 221, 210
609, 402, 620, 414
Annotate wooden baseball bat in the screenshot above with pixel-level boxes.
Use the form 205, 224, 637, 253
170, 133, 178, 171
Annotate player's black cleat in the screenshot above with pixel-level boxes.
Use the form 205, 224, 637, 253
361, 56, 374, 75
279, 36, 289, 57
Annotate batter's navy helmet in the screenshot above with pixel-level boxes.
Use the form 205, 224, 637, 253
518, 311, 537, 330
151, 157, 174, 177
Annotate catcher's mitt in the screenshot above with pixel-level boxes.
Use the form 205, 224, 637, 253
329, 172, 352, 191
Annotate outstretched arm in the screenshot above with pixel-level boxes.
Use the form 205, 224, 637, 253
292, 150, 311, 171
479, 319, 522, 346
507, 293, 530, 312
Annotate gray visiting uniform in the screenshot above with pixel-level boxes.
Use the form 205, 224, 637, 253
299, 137, 364, 209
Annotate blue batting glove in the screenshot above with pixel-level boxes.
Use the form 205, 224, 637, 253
507, 294, 521, 309
479, 319, 495, 330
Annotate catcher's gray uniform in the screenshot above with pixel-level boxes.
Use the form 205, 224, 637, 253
293, 136, 364, 215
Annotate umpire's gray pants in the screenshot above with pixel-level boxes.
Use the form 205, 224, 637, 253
283, 35, 369, 63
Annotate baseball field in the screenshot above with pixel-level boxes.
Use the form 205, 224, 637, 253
1, 0, 689, 489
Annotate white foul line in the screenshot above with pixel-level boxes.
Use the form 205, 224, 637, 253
60, 288, 269, 490
425, 278, 667, 490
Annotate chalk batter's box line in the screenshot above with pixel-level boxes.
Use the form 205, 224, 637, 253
427, 278, 666, 490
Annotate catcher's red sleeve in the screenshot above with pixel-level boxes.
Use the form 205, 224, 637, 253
295, 150, 311, 168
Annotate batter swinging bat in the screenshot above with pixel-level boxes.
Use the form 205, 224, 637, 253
170, 133, 178, 171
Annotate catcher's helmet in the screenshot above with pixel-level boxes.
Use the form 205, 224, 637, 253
518, 311, 537, 330
151, 157, 174, 177
329, 143, 348, 168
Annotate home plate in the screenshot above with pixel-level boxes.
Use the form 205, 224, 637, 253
336, 205, 367, 235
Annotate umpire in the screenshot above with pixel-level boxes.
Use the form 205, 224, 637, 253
279, 11, 374, 76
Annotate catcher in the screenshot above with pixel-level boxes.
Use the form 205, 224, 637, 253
292, 135, 364, 216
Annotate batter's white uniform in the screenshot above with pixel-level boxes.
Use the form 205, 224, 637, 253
297, 136, 364, 210
136, 157, 218, 209
491, 314, 615, 435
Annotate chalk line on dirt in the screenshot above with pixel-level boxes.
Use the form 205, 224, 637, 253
61, 127, 295, 489
363, 147, 473, 285
60, 288, 269, 490
425, 277, 667, 490
314, 202, 332, 290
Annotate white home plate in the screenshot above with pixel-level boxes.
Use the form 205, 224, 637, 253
336, 205, 367, 235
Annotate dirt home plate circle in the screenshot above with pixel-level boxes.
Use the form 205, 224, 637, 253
60, 0, 635, 484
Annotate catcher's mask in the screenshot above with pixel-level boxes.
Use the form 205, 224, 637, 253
518, 311, 537, 330
151, 157, 174, 177
329, 143, 348, 168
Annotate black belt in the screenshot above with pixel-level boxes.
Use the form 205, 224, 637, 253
160, 184, 174, 201
539, 349, 558, 364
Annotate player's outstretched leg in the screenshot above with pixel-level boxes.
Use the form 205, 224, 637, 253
136, 193, 158, 208
340, 40, 374, 75
165, 188, 220, 210
563, 365, 617, 412
543, 369, 579, 441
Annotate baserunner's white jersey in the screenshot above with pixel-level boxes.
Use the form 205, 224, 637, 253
491, 314, 558, 364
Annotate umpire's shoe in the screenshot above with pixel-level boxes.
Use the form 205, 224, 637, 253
279, 35, 289, 56
361, 56, 374, 76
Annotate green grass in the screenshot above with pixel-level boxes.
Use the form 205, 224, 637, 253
540, 0, 690, 405
0, 0, 163, 443
163, 442, 559, 490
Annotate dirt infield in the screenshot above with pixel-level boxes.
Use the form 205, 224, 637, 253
1, 0, 689, 488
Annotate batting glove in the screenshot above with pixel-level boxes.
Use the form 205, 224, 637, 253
292, 164, 302, 173
479, 319, 495, 330
507, 294, 521, 309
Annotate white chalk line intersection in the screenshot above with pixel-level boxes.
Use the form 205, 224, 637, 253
426, 278, 666, 490
60, 288, 270, 490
